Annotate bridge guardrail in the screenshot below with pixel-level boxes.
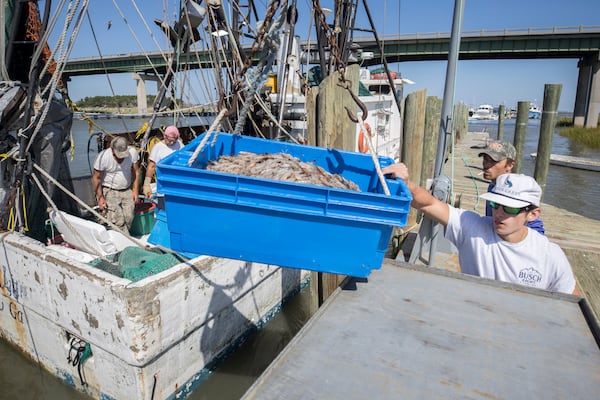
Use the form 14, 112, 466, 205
365, 25, 600, 41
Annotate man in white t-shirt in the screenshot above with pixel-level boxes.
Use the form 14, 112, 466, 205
92, 136, 140, 231
381, 163, 579, 295
143, 125, 183, 198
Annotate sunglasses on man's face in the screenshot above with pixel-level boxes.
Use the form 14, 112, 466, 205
489, 201, 533, 215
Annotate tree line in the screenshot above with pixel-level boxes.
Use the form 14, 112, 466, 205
75, 95, 156, 109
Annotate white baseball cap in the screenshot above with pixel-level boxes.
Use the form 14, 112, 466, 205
480, 173, 541, 208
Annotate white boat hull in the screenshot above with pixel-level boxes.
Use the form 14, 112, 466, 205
0, 232, 309, 399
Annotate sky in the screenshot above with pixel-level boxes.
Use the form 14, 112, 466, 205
48, 0, 600, 112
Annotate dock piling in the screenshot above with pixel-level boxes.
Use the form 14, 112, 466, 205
497, 104, 506, 140
513, 101, 530, 173
534, 84, 562, 199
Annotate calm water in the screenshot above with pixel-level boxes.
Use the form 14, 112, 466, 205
2, 115, 599, 400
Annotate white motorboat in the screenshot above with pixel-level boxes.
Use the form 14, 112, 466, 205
469, 104, 498, 120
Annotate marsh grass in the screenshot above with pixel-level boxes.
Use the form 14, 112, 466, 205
557, 117, 600, 149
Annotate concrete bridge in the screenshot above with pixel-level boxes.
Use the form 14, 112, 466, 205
63, 26, 600, 127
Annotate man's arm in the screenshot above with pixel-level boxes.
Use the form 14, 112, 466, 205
143, 160, 156, 198
132, 162, 140, 203
92, 169, 107, 211
382, 163, 450, 226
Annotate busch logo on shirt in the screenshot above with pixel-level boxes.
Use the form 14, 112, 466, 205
518, 267, 542, 286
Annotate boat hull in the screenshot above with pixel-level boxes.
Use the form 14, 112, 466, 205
0, 232, 309, 399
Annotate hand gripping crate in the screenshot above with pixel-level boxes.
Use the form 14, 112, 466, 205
154, 132, 411, 277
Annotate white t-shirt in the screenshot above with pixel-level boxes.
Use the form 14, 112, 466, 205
149, 140, 183, 164
93, 147, 139, 190
445, 207, 576, 294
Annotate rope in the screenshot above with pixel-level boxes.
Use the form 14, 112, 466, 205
357, 119, 390, 196
187, 108, 227, 166
0, 2, 10, 79
26, 0, 90, 153
232, 0, 288, 135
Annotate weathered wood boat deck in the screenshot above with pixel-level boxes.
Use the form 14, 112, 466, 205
440, 131, 600, 321
243, 262, 600, 400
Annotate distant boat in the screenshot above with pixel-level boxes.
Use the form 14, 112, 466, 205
529, 103, 542, 119
469, 104, 498, 121
530, 153, 600, 172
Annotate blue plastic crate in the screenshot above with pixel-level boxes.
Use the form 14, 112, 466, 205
153, 132, 411, 277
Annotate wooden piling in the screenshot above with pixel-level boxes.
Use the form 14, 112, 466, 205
534, 84, 562, 199
313, 65, 360, 304
497, 104, 506, 140
316, 65, 359, 150
420, 96, 442, 187
453, 103, 468, 142
306, 87, 319, 146
513, 101, 530, 174
402, 89, 427, 226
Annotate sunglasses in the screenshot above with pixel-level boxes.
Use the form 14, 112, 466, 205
489, 201, 533, 215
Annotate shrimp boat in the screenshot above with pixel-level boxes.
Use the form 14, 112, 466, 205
0, 1, 410, 399
529, 103, 542, 119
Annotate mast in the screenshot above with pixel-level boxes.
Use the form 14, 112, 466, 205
409, 0, 465, 265
435, 0, 465, 177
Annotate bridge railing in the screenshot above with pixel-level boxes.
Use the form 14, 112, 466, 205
365, 25, 600, 41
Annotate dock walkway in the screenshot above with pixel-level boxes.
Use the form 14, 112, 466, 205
243, 262, 600, 400
439, 132, 600, 322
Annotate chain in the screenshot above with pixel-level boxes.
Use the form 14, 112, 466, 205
312, 0, 368, 122
312, 0, 346, 77
239, 0, 281, 78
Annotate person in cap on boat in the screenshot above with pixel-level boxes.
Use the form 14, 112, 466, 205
92, 136, 140, 231
143, 125, 183, 198
381, 163, 579, 295
479, 140, 545, 234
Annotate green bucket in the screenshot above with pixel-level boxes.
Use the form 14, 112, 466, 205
129, 201, 156, 236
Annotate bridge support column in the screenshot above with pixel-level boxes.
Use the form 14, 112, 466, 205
132, 73, 147, 114
573, 52, 600, 128
132, 73, 160, 114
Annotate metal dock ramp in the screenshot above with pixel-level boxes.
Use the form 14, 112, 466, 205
243, 261, 600, 399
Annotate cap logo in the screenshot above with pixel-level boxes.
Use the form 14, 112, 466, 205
489, 142, 504, 151
505, 177, 513, 188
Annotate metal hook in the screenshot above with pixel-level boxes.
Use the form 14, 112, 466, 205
337, 79, 369, 122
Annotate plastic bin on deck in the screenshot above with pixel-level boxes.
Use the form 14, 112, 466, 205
154, 132, 411, 277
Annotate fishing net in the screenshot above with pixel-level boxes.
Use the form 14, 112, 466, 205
117, 246, 180, 282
